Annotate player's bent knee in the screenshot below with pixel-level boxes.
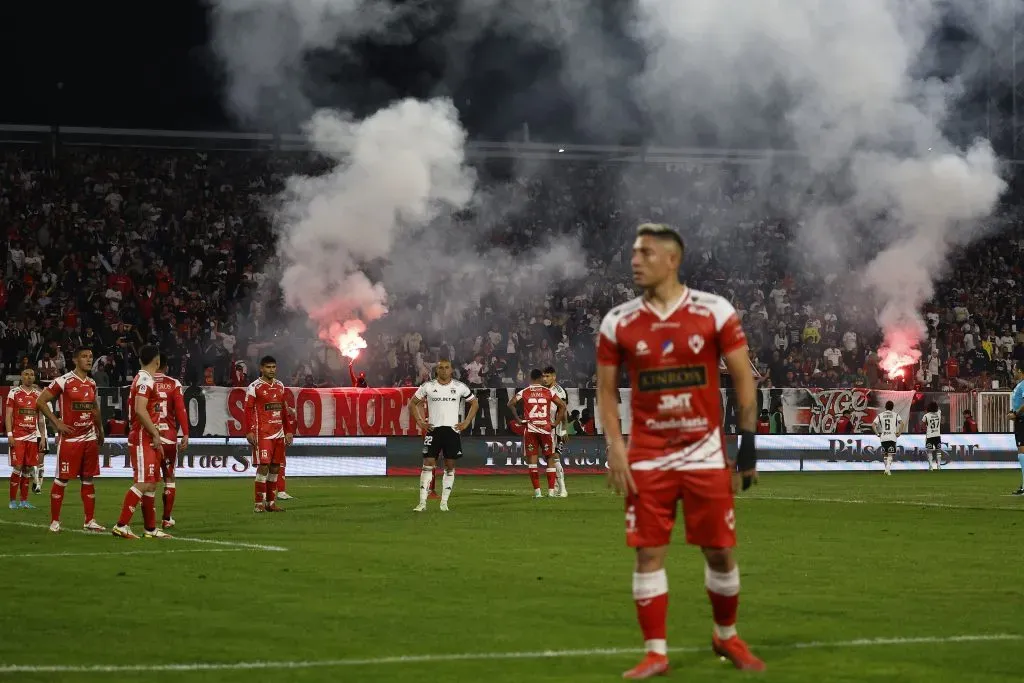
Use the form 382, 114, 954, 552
635, 545, 669, 572
701, 547, 733, 572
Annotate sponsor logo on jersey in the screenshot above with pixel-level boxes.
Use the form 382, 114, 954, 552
657, 392, 692, 412
644, 416, 710, 431
72, 401, 94, 411
636, 340, 650, 356
263, 402, 283, 410
638, 365, 707, 391
18, 408, 36, 415
661, 340, 675, 355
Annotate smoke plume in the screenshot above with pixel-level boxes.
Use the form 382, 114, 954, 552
208, 0, 587, 370
622, 0, 1014, 374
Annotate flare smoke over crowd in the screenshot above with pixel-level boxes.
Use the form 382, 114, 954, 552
208, 0, 1024, 378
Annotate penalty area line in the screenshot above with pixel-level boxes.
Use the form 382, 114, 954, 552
0, 518, 288, 552
743, 494, 1024, 512
0, 633, 1019, 674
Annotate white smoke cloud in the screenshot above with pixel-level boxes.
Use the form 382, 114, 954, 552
625, 0, 1014, 374
209, 0, 588, 366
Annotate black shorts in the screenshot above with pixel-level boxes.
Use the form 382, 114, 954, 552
1015, 417, 1024, 448
422, 426, 463, 460
925, 436, 941, 450
880, 440, 897, 455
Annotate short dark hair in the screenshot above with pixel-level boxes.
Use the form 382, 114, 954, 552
928, 402, 939, 412
260, 355, 277, 366
636, 222, 685, 254
542, 366, 556, 375
885, 400, 895, 411
530, 368, 543, 381
74, 346, 92, 357
139, 345, 160, 366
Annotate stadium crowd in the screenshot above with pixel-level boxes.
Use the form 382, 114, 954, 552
3, 141, 1024, 392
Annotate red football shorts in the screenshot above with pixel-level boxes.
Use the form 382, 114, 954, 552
160, 443, 178, 479
523, 431, 554, 459
56, 438, 100, 480
625, 466, 736, 549
9, 440, 40, 469
252, 438, 286, 466
132, 441, 163, 484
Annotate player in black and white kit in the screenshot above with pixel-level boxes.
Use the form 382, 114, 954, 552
872, 400, 904, 476
541, 366, 569, 497
921, 402, 943, 471
409, 359, 479, 512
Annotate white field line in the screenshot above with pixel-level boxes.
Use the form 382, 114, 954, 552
744, 493, 1024, 511
0, 549, 242, 559
355, 483, 602, 496
0, 633, 1018, 674
0, 518, 288, 552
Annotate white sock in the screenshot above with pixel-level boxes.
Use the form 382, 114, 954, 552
441, 471, 455, 504
33, 466, 42, 486
926, 452, 934, 468
554, 458, 565, 489
418, 467, 432, 504
884, 455, 892, 473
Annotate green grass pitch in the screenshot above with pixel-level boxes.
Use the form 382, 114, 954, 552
1, 471, 1022, 682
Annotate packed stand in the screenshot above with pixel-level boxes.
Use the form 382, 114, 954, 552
2, 141, 1023, 392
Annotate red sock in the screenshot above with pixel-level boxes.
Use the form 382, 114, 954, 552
9, 473, 20, 503
528, 465, 540, 490
634, 570, 669, 653
117, 487, 142, 527
81, 482, 96, 522
162, 484, 176, 519
266, 476, 278, 505
50, 481, 66, 523
705, 566, 740, 637
254, 479, 266, 504
545, 468, 557, 490
277, 470, 286, 493
19, 473, 28, 501
142, 493, 157, 531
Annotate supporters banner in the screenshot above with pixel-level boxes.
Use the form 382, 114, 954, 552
0, 385, 975, 437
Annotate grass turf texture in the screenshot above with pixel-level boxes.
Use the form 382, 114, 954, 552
0, 471, 1022, 683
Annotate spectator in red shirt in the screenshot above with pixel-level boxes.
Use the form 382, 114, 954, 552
835, 409, 855, 434
962, 409, 978, 433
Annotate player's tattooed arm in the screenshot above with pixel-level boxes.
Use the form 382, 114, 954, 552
35, 390, 70, 434
410, 394, 431, 431
506, 394, 520, 420
92, 402, 105, 445
724, 345, 758, 490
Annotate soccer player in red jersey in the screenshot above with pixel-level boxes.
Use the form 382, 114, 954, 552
154, 361, 189, 528
36, 347, 106, 534
597, 224, 764, 678
113, 345, 172, 539
6, 368, 44, 509
508, 369, 567, 497
244, 356, 294, 512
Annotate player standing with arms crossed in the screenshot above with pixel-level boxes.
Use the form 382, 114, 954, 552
244, 356, 294, 513
154, 362, 189, 527
872, 400, 903, 476
509, 369, 567, 498
1006, 364, 1024, 495
36, 347, 106, 534
921, 402, 943, 471
541, 366, 570, 497
410, 359, 478, 512
112, 345, 173, 539
598, 223, 763, 678
6, 367, 44, 509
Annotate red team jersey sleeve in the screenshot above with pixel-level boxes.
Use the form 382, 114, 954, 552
243, 383, 257, 436
597, 307, 625, 367
713, 302, 748, 357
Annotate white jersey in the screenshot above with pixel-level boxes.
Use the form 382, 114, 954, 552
548, 383, 568, 437
413, 379, 476, 428
872, 410, 903, 442
922, 411, 942, 439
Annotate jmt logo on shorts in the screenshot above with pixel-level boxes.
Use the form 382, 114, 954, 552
263, 402, 283, 410
72, 402, 94, 410
638, 366, 707, 391
657, 393, 692, 412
